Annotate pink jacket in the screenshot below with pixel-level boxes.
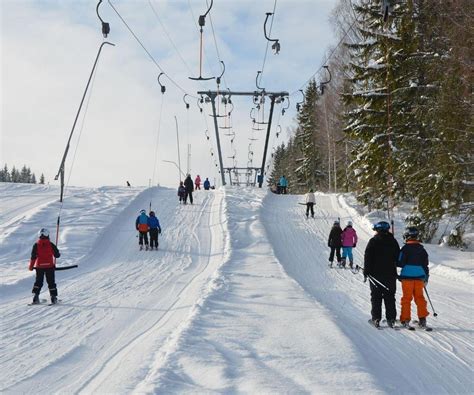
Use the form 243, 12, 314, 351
341, 226, 358, 247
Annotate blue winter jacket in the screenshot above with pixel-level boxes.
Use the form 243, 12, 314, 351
279, 177, 288, 187
397, 241, 429, 280
203, 180, 210, 189
148, 216, 161, 230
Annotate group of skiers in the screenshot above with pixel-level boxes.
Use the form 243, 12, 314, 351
178, 174, 211, 205
27, 186, 431, 330
327, 220, 358, 268
327, 218, 431, 329
135, 209, 162, 251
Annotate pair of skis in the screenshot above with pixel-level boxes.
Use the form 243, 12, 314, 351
28, 299, 62, 306
368, 319, 433, 331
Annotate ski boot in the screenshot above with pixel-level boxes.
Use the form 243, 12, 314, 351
349, 260, 354, 269
370, 318, 381, 328
139, 245, 143, 251
145, 245, 149, 251
418, 317, 427, 328
328, 260, 333, 268
32, 294, 40, 304
387, 319, 396, 328
339, 258, 346, 269
51, 296, 58, 304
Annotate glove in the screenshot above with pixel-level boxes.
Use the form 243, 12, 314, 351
158, 229, 162, 234
29, 259, 34, 271
424, 275, 429, 285
328, 243, 331, 248
353, 244, 357, 248
364, 275, 367, 283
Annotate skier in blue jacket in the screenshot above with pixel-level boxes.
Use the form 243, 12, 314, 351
147, 211, 162, 250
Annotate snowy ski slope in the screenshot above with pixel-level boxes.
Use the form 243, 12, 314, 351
0, 183, 472, 394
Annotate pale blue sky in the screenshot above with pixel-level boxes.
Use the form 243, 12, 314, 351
1, 0, 337, 188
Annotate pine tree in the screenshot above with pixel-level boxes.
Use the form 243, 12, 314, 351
39, 173, 45, 184
10, 166, 19, 183
294, 79, 323, 191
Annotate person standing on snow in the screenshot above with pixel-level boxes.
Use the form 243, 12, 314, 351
304, 188, 316, 218
29, 228, 61, 304
203, 177, 211, 191
194, 174, 201, 190
135, 209, 150, 250
147, 211, 162, 250
363, 221, 400, 328
279, 175, 288, 194
177, 181, 186, 204
327, 220, 343, 267
184, 174, 194, 204
340, 220, 358, 268
397, 226, 430, 329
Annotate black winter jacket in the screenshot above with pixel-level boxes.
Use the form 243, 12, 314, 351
364, 232, 400, 282
184, 176, 194, 192
328, 226, 343, 248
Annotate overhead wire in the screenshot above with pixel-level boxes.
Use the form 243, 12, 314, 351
108, 0, 197, 98
289, 17, 359, 96
147, 0, 194, 76
258, 0, 277, 87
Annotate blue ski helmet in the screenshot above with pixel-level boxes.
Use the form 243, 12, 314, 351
140, 209, 146, 214
372, 221, 390, 232
403, 226, 420, 240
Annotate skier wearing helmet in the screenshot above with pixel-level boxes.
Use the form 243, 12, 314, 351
135, 209, 150, 250
147, 211, 162, 250
327, 220, 343, 267
363, 221, 400, 328
340, 220, 358, 268
29, 228, 61, 304
397, 226, 430, 329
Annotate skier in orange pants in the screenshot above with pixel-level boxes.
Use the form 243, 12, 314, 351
397, 227, 430, 328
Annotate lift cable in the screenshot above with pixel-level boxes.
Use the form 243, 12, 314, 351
147, 0, 194, 76
289, 17, 358, 96
108, 0, 196, 98
258, 0, 277, 87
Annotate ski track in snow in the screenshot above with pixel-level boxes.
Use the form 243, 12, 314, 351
0, 183, 473, 394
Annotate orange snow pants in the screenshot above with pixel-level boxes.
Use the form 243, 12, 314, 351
400, 279, 429, 321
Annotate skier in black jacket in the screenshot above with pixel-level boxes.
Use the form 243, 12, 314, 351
184, 174, 194, 204
364, 221, 400, 327
327, 220, 343, 267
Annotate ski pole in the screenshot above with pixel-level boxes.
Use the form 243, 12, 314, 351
424, 286, 438, 317
368, 275, 389, 290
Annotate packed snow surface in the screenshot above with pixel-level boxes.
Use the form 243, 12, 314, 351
1, 183, 473, 394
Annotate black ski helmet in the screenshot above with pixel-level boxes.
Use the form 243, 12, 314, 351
403, 226, 420, 240
372, 221, 390, 232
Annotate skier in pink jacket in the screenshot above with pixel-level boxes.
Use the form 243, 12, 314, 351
340, 220, 358, 269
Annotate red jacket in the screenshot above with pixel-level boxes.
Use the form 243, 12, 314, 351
29, 238, 60, 270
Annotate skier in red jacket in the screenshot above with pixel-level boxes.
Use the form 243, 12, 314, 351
29, 228, 61, 304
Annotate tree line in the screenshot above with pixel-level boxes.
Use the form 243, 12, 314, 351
268, 0, 472, 241
0, 164, 45, 184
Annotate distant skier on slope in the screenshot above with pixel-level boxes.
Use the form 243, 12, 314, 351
184, 174, 194, 204
135, 209, 150, 250
279, 175, 288, 194
29, 228, 61, 304
203, 177, 211, 191
304, 188, 316, 218
194, 174, 201, 190
364, 221, 400, 328
147, 211, 162, 250
340, 221, 358, 269
397, 226, 430, 329
178, 181, 186, 204
327, 220, 343, 267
